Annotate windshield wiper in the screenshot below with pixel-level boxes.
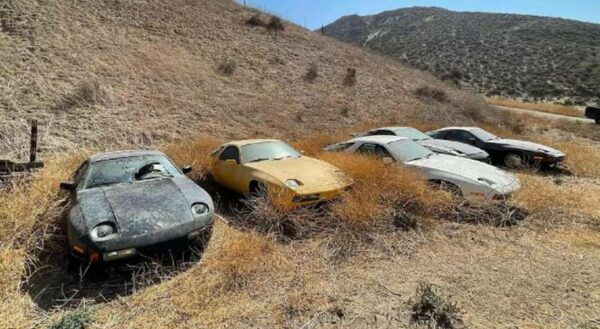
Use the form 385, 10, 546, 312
273, 155, 299, 161
247, 157, 271, 163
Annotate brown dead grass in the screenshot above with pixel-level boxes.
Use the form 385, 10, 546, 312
486, 96, 583, 118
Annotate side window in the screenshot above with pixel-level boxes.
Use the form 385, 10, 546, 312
368, 130, 396, 136
357, 144, 392, 159
446, 130, 475, 143
219, 146, 240, 163
74, 161, 89, 189
428, 131, 445, 139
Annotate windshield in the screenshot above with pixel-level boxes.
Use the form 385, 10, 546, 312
471, 128, 498, 141
387, 139, 434, 162
241, 141, 301, 163
394, 128, 431, 141
84, 155, 180, 189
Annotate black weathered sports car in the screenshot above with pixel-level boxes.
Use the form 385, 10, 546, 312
427, 127, 566, 169
60, 150, 215, 264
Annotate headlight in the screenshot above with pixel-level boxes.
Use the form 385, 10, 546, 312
91, 223, 117, 240
285, 179, 301, 189
192, 203, 209, 215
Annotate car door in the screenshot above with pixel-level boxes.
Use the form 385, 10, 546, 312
213, 146, 244, 192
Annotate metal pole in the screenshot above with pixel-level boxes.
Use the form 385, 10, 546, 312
29, 120, 38, 163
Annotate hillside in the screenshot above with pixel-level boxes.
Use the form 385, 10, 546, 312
324, 7, 600, 105
2, 1, 600, 329
0, 0, 480, 161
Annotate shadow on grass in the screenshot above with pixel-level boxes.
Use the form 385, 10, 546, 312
19, 208, 208, 311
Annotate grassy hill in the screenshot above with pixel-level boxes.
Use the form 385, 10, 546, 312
1, 1, 600, 329
324, 7, 600, 105
0, 0, 481, 161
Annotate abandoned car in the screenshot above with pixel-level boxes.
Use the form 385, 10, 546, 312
211, 139, 353, 207
325, 136, 520, 203
60, 150, 215, 264
427, 127, 566, 168
353, 126, 490, 162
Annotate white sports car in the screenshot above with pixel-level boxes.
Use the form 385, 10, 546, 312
353, 126, 490, 162
324, 136, 521, 203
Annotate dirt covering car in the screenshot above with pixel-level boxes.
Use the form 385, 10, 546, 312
427, 127, 566, 169
210, 139, 353, 208
325, 136, 520, 203
60, 150, 215, 264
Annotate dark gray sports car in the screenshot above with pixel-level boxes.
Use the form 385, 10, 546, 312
60, 150, 215, 264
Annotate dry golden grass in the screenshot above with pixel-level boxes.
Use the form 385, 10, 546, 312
161, 137, 221, 180
486, 96, 583, 117
318, 152, 451, 229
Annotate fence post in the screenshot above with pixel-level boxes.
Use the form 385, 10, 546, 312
29, 120, 38, 163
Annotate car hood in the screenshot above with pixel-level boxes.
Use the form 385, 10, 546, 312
78, 178, 195, 238
488, 139, 565, 156
246, 157, 352, 189
409, 154, 517, 187
420, 139, 488, 157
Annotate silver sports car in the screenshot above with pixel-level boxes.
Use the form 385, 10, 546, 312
353, 126, 490, 162
325, 136, 520, 203
60, 150, 215, 264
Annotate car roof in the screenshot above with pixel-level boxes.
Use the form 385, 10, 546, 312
368, 126, 414, 132
89, 149, 165, 162
432, 126, 481, 132
349, 136, 409, 145
225, 139, 280, 147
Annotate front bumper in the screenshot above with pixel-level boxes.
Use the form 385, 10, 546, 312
74, 213, 214, 262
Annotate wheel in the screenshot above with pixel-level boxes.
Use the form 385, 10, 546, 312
504, 153, 524, 169
439, 181, 463, 199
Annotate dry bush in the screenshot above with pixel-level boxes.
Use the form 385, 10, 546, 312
202, 226, 283, 291
53, 77, 109, 111
266, 15, 284, 31
0, 119, 33, 161
414, 85, 449, 103
549, 142, 600, 178
410, 283, 465, 329
343, 68, 357, 87
304, 63, 318, 82
486, 96, 583, 118
217, 58, 237, 76
513, 173, 600, 218
246, 14, 265, 27
161, 138, 221, 180
290, 134, 348, 157
318, 152, 451, 230
553, 120, 600, 141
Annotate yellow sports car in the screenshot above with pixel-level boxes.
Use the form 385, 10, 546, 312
211, 139, 353, 207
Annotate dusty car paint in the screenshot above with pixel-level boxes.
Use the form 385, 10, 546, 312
325, 136, 520, 203
62, 150, 215, 263
211, 139, 353, 207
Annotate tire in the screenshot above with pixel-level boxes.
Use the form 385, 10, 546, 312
439, 181, 463, 199
504, 153, 524, 169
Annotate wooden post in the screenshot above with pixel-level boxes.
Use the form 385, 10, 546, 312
321, 24, 325, 36
29, 120, 38, 163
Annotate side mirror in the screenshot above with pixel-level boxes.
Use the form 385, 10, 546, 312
382, 157, 394, 165
182, 165, 192, 174
60, 181, 76, 191
224, 159, 237, 166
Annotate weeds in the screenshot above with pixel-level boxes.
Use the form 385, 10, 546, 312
343, 68, 357, 87
305, 63, 318, 82
48, 306, 92, 329
266, 15, 284, 31
246, 14, 265, 27
410, 283, 465, 329
217, 58, 237, 76
53, 77, 109, 111
414, 86, 449, 103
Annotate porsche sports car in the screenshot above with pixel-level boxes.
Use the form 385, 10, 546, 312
427, 127, 566, 168
353, 126, 490, 162
60, 150, 215, 264
324, 136, 520, 203
211, 139, 353, 207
